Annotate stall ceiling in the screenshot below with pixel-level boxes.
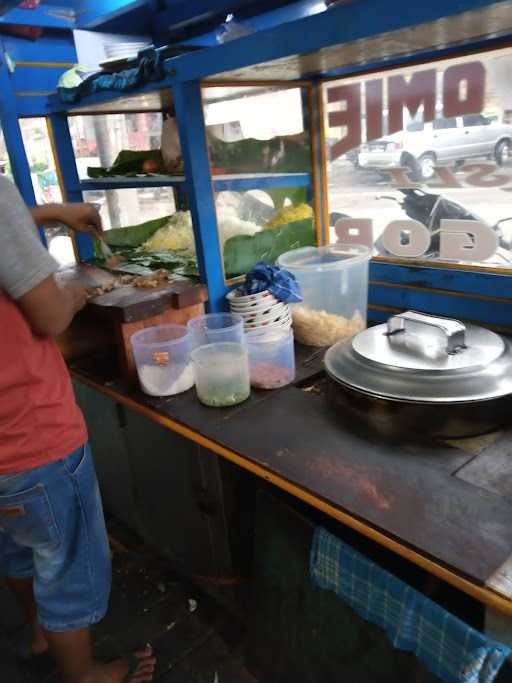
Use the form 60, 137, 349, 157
200, 1, 512, 81
0, 0, 316, 37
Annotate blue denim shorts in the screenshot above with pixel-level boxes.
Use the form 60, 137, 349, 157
0, 443, 111, 632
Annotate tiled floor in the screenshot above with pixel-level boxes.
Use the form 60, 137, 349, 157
0, 531, 257, 683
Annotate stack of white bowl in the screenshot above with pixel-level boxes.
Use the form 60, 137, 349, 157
105, 42, 150, 61
227, 288, 292, 333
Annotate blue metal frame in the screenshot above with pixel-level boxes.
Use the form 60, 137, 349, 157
76, 0, 149, 29
78, 172, 311, 193
172, 81, 226, 312
165, 0, 512, 82
0, 5, 75, 29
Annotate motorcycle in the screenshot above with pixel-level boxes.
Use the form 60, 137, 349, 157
332, 188, 512, 263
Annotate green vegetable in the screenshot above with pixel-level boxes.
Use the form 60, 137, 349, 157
266, 186, 308, 211
88, 150, 163, 178
103, 216, 172, 248
223, 218, 315, 278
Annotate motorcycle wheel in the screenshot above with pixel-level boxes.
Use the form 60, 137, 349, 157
417, 153, 436, 180
495, 139, 511, 166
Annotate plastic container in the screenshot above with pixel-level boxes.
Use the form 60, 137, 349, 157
191, 342, 250, 407
277, 244, 371, 347
246, 329, 295, 389
130, 324, 194, 397
187, 313, 244, 349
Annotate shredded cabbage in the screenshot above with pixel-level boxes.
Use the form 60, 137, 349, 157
142, 210, 261, 254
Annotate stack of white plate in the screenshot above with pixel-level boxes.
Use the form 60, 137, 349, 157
104, 42, 150, 60
227, 288, 292, 332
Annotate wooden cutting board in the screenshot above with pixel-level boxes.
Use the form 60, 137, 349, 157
57, 264, 208, 323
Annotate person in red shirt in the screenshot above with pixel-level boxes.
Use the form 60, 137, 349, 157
0, 177, 155, 683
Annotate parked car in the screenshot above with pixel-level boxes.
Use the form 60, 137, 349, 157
357, 114, 512, 180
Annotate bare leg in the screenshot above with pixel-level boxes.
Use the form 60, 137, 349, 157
6, 577, 48, 655
44, 628, 156, 683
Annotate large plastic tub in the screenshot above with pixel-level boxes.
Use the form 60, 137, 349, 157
278, 244, 371, 347
131, 324, 194, 397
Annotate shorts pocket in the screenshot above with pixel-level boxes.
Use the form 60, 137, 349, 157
62, 444, 89, 477
0, 484, 61, 550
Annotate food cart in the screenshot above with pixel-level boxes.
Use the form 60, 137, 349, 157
2, 1, 512, 680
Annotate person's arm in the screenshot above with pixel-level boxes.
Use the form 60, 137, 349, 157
0, 179, 88, 337
17, 276, 87, 337
30, 202, 103, 234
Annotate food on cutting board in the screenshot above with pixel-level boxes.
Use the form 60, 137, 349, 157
86, 270, 170, 298
266, 203, 313, 229
132, 269, 169, 288
291, 305, 365, 347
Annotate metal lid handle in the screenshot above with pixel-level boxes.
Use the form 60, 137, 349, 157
387, 311, 467, 354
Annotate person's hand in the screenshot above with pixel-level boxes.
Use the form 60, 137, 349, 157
31, 203, 103, 234
55, 203, 103, 235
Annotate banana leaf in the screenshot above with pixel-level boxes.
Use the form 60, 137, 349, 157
103, 215, 171, 248
88, 150, 164, 178
223, 218, 315, 278
266, 187, 308, 211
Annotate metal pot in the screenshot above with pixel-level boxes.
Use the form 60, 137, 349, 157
324, 311, 512, 439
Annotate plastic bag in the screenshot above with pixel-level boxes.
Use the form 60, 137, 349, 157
216, 13, 253, 44
161, 114, 182, 173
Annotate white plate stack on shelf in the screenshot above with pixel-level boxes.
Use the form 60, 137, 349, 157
104, 41, 151, 61
227, 288, 292, 333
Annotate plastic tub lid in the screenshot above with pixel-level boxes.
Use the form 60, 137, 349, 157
278, 244, 371, 271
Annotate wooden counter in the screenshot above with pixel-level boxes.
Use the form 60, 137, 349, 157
70, 347, 512, 616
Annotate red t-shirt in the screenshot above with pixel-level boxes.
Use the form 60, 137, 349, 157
0, 290, 87, 475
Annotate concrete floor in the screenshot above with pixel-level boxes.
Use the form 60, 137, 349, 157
0, 525, 256, 683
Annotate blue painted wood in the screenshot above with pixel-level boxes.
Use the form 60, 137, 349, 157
0, 1, 25, 16
2, 33, 76, 63
77, 0, 150, 29
165, 0, 511, 82
78, 172, 310, 193
13, 66, 74, 96
48, 112, 93, 261
368, 284, 512, 327
173, 80, 226, 312
369, 262, 512, 299
0, 58, 37, 208
0, 5, 75, 29
47, 78, 169, 114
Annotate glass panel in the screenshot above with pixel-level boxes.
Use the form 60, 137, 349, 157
0, 125, 12, 180
201, 85, 314, 279
68, 113, 164, 179
19, 118, 75, 267
82, 187, 176, 230
323, 46, 512, 269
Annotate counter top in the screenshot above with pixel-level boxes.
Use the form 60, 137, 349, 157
70, 346, 512, 615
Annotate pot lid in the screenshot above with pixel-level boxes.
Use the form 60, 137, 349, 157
324, 311, 512, 403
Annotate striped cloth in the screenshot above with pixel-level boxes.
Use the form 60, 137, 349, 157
310, 527, 510, 683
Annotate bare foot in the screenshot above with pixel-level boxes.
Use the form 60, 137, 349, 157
81, 646, 156, 683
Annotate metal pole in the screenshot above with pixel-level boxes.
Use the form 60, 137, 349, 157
172, 81, 226, 312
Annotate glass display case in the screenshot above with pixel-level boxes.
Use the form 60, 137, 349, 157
323, 46, 512, 270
